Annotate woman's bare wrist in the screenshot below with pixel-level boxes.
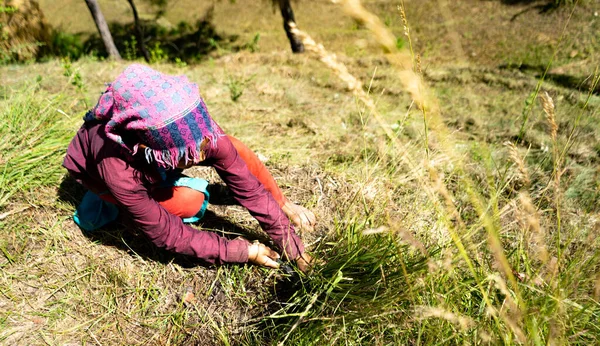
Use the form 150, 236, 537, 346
247, 242, 258, 262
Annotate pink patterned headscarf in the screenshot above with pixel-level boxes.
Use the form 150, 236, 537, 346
85, 64, 222, 169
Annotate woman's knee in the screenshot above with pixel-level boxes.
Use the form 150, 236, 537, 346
152, 186, 205, 218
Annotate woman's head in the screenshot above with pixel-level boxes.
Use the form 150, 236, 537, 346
85, 64, 222, 169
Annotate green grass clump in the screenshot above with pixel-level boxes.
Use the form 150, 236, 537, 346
0, 85, 73, 210
253, 221, 434, 345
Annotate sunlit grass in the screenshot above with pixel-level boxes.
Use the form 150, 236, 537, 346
1, 1, 600, 344
0, 84, 73, 210
239, 1, 600, 345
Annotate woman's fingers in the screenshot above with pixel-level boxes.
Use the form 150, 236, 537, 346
261, 256, 280, 269
298, 211, 315, 232
294, 204, 316, 225
299, 209, 316, 227
305, 209, 317, 225
267, 247, 280, 260
283, 202, 317, 231
259, 244, 280, 268
249, 242, 317, 272
248, 242, 280, 269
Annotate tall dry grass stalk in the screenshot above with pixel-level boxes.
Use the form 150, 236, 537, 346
540, 92, 558, 142
415, 306, 475, 331
504, 141, 549, 264
288, 24, 464, 242
288, 23, 424, 185
539, 91, 564, 264
290, 4, 511, 336
539, 91, 561, 192
332, 0, 430, 112
504, 141, 530, 188
332, 0, 396, 53
518, 193, 549, 263
331, 0, 476, 174
291, 0, 517, 324
488, 274, 527, 343
397, 3, 411, 51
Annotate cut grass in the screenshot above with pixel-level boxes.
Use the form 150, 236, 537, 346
0, 84, 75, 211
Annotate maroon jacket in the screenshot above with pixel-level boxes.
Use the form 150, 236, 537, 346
63, 121, 304, 264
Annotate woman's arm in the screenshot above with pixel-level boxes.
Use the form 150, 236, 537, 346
226, 135, 287, 206
227, 135, 316, 232
97, 155, 249, 265
204, 135, 305, 260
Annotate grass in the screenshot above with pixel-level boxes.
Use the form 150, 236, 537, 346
0, 83, 74, 210
2, 0, 600, 345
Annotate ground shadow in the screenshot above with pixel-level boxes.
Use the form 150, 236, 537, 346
84, 19, 225, 62
205, 182, 238, 206
57, 175, 264, 268
57, 174, 87, 206
499, 63, 600, 94
82, 7, 253, 63
498, 0, 566, 20
500, 0, 550, 4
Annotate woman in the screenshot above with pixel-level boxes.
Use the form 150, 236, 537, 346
63, 64, 314, 271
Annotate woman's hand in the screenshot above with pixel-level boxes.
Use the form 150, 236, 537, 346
248, 241, 280, 269
295, 252, 313, 273
282, 201, 316, 233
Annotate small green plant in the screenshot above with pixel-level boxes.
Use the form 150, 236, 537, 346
206, 37, 232, 57
174, 57, 187, 68
384, 15, 392, 27
0, 5, 17, 16
245, 33, 260, 53
227, 77, 244, 102
208, 38, 220, 50
226, 75, 254, 102
61, 59, 84, 90
149, 42, 168, 63
61, 59, 87, 107
124, 35, 138, 60
50, 31, 84, 60
396, 37, 405, 50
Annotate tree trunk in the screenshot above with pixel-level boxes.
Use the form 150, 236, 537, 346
126, 0, 151, 62
84, 0, 121, 60
278, 0, 304, 53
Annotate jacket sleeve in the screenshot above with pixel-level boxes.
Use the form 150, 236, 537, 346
204, 135, 305, 260
97, 155, 248, 264
226, 135, 287, 207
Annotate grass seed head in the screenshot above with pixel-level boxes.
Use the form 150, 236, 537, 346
540, 91, 558, 141
415, 306, 475, 331
594, 274, 600, 301
518, 192, 549, 264
504, 141, 530, 188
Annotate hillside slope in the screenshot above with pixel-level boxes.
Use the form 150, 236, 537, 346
1, 1, 599, 344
